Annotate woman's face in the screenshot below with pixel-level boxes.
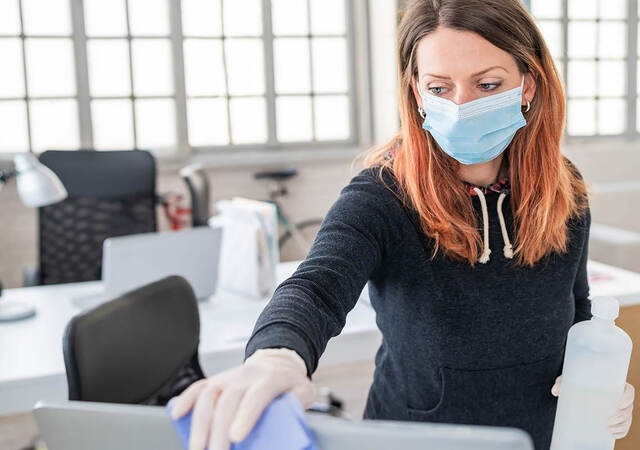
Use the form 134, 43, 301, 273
412, 26, 535, 108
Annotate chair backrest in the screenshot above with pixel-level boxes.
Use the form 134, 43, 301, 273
37, 149, 157, 285
180, 163, 210, 227
62, 275, 205, 405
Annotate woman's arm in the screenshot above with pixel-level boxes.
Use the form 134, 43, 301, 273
244, 167, 404, 376
573, 204, 592, 325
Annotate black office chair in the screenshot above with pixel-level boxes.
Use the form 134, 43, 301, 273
180, 162, 211, 227
28, 149, 158, 285
62, 275, 205, 405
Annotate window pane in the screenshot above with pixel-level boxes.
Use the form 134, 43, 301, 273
531, 0, 562, 18
537, 21, 562, 59
182, 0, 222, 37
568, 0, 597, 19
30, 99, 79, 151
314, 95, 349, 140
135, 98, 176, 151
598, 60, 626, 97
25, 38, 76, 96
310, 0, 345, 35
87, 39, 131, 97
223, 0, 262, 37
0, 101, 28, 152
597, 98, 625, 135
92, 99, 134, 149
184, 39, 226, 96
555, 58, 564, 83
568, 22, 597, 58
274, 38, 310, 94
131, 39, 174, 96
312, 38, 348, 93
84, 0, 127, 37
272, 0, 308, 36
21, 0, 70, 35
128, 0, 170, 36
225, 39, 264, 96
568, 60, 596, 97
599, 0, 627, 19
276, 96, 312, 142
0, 0, 21, 35
187, 98, 229, 146
0, 39, 24, 97
567, 98, 596, 135
598, 22, 626, 58
229, 97, 266, 143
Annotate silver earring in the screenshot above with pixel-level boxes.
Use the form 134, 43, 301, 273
523, 101, 530, 112
418, 106, 425, 119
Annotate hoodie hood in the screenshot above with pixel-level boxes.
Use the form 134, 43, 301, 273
383, 148, 513, 264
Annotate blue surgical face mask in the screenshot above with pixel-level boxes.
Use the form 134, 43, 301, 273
418, 74, 527, 165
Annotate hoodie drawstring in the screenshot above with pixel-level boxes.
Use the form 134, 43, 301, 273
497, 192, 515, 259
472, 187, 514, 263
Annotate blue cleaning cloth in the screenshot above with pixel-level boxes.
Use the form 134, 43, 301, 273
166, 392, 318, 450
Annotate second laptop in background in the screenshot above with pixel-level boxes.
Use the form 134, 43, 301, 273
73, 226, 222, 310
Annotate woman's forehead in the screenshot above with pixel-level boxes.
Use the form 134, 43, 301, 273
415, 27, 517, 78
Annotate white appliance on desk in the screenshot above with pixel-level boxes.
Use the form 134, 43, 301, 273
72, 226, 222, 310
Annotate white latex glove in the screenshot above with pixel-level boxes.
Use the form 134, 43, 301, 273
551, 374, 635, 439
170, 348, 315, 450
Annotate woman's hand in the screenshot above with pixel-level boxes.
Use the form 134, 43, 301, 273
169, 348, 315, 450
551, 374, 635, 439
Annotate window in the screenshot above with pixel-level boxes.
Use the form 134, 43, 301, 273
0, 0, 79, 153
0, 0, 357, 155
530, 0, 639, 137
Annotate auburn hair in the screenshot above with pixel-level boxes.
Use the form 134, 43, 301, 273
356, 0, 590, 268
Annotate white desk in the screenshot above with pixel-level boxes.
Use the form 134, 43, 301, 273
2, 259, 640, 416
0, 261, 380, 416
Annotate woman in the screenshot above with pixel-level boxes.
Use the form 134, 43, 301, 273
171, 1, 635, 449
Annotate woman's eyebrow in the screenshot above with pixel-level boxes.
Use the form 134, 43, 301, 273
421, 65, 508, 80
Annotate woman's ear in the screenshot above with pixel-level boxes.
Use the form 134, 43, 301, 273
523, 72, 536, 105
411, 77, 423, 109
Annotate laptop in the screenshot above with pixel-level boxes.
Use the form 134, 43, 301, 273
34, 400, 534, 450
72, 226, 222, 310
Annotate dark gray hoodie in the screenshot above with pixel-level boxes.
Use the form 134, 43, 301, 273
245, 160, 592, 450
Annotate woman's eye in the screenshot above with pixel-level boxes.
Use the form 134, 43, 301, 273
426, 83, 501, 96
479, 83, 501, 91
428, 86, 447, 95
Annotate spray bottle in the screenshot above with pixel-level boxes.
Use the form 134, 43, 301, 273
550, 296, 632, 450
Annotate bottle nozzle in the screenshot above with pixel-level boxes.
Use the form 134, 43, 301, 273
591, 296, 619, 320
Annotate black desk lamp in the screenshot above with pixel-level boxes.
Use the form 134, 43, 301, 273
0, 153, 68, 321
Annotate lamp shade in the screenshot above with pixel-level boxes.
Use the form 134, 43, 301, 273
14, 154, 68, 207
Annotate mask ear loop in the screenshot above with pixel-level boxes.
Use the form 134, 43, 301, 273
416, 78, 426, 119
520, 74, 530, 112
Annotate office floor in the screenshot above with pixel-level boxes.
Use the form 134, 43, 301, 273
0, 360, 375, 450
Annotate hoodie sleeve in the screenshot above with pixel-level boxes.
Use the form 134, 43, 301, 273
572, 203, 592, 325
244, 167, 403, 377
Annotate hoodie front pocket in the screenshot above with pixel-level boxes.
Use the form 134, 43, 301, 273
406, 346, 564, 432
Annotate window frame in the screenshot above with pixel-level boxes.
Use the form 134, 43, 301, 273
527, 0, 639, 141
1, 0, 363, 159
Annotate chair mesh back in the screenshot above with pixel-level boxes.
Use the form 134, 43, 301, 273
38, 150, 157, 285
